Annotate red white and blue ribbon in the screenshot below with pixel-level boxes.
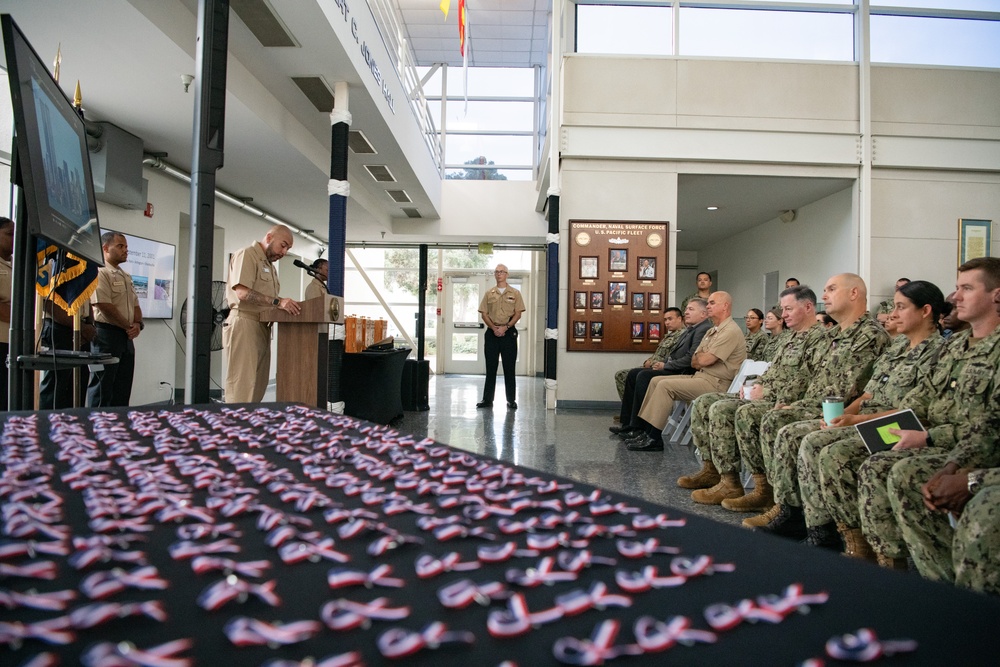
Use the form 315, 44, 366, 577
224, 617, 321, 647
320, 597, 411, 630
552, 619, 644, 665
80, 638, 193, 666
377, 622, 475, 659
825, 628, 917, 662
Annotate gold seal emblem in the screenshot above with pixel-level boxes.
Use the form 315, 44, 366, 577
647, 232, 663, 248
575, 232, 591, 246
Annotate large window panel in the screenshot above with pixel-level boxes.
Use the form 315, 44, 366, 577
444, 67, 535, 97
435, 101, 535, 132
576, 4, 673, 55
445, 134, 534, 168
871, 15, 1000, 67
445, 167, 533, 181
874, 1, 1000, 10
680, 8, 854, 60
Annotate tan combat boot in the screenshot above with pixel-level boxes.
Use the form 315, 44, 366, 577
876, 553, 908, 570
741, 503, 780, 529
676, 461, 720, 490
691, 473, 744, 505
837, 523, 876, 562
721, 474, 773, 512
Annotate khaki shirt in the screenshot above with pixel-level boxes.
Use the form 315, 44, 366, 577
0, 256, 11, 344
227, 242, 279, 315
304, 277, 327, 301
692, 316, 747, 386
478, 285, 525, 326
91, 265, 138, 327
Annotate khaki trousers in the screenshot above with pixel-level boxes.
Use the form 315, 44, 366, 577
638, 374, 723, 430
223, 313, 271, 403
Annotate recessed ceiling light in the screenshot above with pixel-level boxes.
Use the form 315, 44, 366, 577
706, 206, 719, 211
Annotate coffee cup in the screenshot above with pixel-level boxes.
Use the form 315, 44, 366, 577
822, 396, 845, 423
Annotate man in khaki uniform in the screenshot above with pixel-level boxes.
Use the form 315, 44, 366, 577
304, 259, 329, 301
223, 225, 300, 403
88, 232, 142, 407
0, 217, 13, 409
477, 264, 526, 410
626, 291, 746, 451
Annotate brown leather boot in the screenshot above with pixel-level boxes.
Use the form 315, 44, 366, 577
676, 461, 720, 490
691, 473, 744, 505
741, 503, 780, 529
876, 553, 908, 570
837, 523, 876, 562
722, 474, 773, 512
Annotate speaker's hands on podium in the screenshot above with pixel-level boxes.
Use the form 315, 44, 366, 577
276, 297, 301, 316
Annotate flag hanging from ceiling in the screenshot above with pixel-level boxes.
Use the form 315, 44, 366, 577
36, 241, 99, 316
458, 0, 467, 57
440, 0, 450, 20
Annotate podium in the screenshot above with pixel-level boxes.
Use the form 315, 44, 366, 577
261, 294, 344, 407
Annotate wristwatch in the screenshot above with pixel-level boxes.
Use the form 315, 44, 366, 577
272, 297, 280, 306
968, 469, 985, 495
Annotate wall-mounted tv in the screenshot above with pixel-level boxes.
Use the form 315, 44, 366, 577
109, 230, 176, 320
2, 14, 104, 266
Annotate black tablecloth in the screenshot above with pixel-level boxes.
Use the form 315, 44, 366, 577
340, 349, 410, 424
1, 403, 998, 666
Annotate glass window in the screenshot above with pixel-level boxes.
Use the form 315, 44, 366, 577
433, 101, 535, 132
445, 135, 534, 168
416, 66, 443, 97
680, 8, 854, 60
875, 1, 1000, 10
576, 4, 673, 55
444, 67, 535, 97
442, 249, 534, 272
871, 15, 1000, 67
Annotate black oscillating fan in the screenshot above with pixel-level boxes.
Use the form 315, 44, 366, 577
179, 281, 230, 351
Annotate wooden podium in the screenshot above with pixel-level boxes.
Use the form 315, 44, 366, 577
260, 294, 344, 407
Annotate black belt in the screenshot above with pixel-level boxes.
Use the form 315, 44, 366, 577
95, 322, 126, 331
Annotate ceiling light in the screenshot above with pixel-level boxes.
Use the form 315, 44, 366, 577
706, 206, 719, 211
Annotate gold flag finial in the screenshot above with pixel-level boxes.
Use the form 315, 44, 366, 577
53, 43, 62, 82
74, 80, 82, 110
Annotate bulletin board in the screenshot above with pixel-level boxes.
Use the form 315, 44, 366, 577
568, 220, 669, 352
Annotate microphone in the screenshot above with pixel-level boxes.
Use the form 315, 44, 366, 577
293, 258, 318, 277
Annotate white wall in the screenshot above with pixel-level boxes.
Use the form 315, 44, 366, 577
698, 187, 857, 313
556, 161, 679, 405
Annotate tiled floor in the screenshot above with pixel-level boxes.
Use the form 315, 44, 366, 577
396, 374, 747, 528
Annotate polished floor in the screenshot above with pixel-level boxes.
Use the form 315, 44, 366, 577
396, 374, 746, 528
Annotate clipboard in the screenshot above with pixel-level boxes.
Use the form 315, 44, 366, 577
855, 408, 925, 454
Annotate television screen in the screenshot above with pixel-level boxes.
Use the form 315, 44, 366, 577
2, 15, 104, 266
110, 230, 176, 320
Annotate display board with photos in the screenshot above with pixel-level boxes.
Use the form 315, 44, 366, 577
568, 220, 668, 352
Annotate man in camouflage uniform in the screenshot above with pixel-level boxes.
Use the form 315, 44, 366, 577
857, 257, 1000, 568
873, 277, 910, 317
748, 274, 890, 538
680, 272, 713, 313
681, 285, 824, 508
614, 307, 686, 399
790, 325, 944, 552
890, 456, 1000, 595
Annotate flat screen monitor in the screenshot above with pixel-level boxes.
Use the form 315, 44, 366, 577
2, 14, 104, 266
110, 230, 176, 320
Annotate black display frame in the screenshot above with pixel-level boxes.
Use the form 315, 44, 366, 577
2, 14, 105, 267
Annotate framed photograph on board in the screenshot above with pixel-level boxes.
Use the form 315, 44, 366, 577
590, 291, 604, 309
631, 292, 645, 310
580, 256, 598, 279
649, 322, 661, 339
959, 219, 992, 264
574, 291, 587, 309
631, 322, 644, 339
573, 321, 586, 338
648, 293, 661, 311
637, 257, 656, 280
609, 248, 628, 272
609, 282, 627, 306
590, 321, 604, 339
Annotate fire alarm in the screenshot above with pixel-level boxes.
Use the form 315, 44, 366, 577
144, 202, 154, 218
437, 278, 443, 292
436, 307, 441, 316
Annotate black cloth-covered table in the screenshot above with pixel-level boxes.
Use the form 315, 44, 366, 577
1, 403, 999, 666
339, 348, 410, 424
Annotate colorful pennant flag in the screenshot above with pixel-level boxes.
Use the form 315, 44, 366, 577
458, 0, 467, 57
440, 0, 450, 20
36, 241, 98, 316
